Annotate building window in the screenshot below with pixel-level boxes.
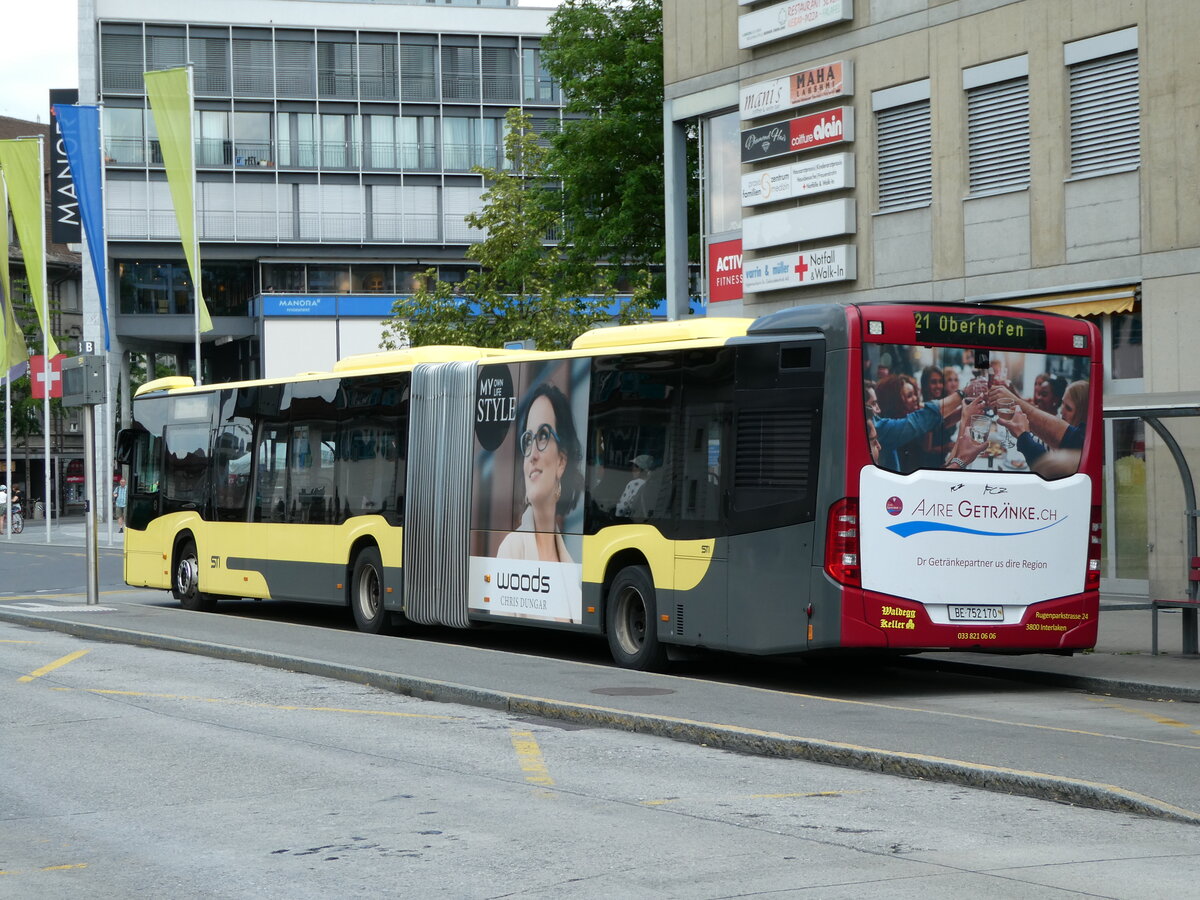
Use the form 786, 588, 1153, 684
482, 46, 518, 103
359, 37, 398, 101
703, 110, 741, 236
233, 111, 272, 166
232, 37, 273, 97
400, 42, 438, 102
442, 45, 481, 102
104, 107, 146, 164
192, 34, 231, 96
873, 80, 932, 212
964, 56, 1029, 195
145, 32, 186, 74
100, 29, 144, 94
522, 47, 558, 104
318, 38, 358, 99
276, 37, 316, 98
1066, 28, 1139, 178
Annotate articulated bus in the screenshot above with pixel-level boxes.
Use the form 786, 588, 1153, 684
117, 302, 1102, 670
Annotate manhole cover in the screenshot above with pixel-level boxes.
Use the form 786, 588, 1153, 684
590, 686, 676, 696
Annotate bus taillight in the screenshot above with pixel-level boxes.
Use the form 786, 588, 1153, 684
1086, 505, 1102, 591
825, 497, 861, 587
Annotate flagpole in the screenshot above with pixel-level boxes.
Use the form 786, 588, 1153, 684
98, 103, 115, 544
187, 65, 202, 387
37, 136, 51, 543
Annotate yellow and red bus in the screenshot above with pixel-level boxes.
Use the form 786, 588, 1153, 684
117, 302, 1102, 669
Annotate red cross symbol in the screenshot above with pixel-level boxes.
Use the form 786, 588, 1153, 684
794, 255, 809, 282
29, 353, 65, 399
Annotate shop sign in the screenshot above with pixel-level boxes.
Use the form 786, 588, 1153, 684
707, 238, 743, 303
743, 244, 856, 293
740, 61, 853, 120
741, 152, 854, 207
739, 0, 854, 50
741, 107, 854, 164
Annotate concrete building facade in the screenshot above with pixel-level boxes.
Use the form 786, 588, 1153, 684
663, 0, 1200, 599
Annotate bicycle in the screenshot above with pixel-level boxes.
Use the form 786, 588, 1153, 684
5, 501, 22, 535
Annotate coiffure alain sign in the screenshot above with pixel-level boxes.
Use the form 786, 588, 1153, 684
738, 0, 853, 50
739, 61, 854, 121
740, 106, 854, 165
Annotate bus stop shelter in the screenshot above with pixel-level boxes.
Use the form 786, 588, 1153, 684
1103, 392, 1200, 655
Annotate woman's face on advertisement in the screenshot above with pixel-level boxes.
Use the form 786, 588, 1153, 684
901, 381, 919, 412
1061, 394, 1079, 426
523, 394, 566, 505
926, 369, 944, 399
942, 368, 959, 393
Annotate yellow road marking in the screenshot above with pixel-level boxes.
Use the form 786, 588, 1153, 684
0, 863, 89, 875
510, 730, 555, 790
18, 650, 89, 683
1085, 697, 1200, 735
0, 640, 40, 643
71, 687, 457, 719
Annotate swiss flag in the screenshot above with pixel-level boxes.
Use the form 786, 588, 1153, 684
30, 353, 66, 399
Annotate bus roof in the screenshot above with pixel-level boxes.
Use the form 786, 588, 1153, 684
571, 317, 754, 351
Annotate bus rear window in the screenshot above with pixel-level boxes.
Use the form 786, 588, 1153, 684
863, 344, 1092, 478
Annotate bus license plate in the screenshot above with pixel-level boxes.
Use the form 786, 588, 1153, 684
948, 606, 1003, 622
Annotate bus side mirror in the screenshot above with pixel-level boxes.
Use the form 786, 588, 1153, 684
115, 428, 141, 466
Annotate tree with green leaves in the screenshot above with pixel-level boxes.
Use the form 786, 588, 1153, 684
380, 109, 657, 351
542, 0, 671, 285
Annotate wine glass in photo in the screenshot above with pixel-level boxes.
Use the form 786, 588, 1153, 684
969, 415, 992, 443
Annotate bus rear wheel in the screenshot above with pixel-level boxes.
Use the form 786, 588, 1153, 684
351, 546, 391, 635
173, 539, 216, 611
606, 565, 668, 672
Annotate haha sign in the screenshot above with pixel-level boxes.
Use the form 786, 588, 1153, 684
739, 61, 853, 120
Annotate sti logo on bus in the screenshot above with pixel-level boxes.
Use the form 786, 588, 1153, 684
886, 496, 904, 516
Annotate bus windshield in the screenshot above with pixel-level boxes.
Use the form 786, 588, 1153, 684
862, 343, 1093, 478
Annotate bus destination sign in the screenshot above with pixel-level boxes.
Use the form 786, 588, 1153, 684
911, 310, 1046, 350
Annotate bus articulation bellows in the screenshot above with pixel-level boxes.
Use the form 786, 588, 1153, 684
117, 302, 1103, 669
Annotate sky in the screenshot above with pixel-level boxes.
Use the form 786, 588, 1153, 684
0, 0, 79, 123
0, 0, 560, 125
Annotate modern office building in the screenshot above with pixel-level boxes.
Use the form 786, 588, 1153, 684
663, 0, 1199, 601
78, 0, 562, 390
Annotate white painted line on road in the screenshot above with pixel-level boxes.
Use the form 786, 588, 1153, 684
6, 603, 117, 613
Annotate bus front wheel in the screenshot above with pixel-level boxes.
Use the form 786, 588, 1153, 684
351, 546, 391, 635
606, 565, 668, 672
173, 539, 216, 611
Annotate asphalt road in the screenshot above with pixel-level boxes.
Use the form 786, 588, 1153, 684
3, 541, 1200, 827
5, 622, 1200, 899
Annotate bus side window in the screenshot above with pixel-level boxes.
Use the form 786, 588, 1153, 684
213, 422, 253, 521
162, 424, 212, 514
255, 425, 289, 523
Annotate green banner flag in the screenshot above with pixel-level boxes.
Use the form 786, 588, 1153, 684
0, 139, 59, 358
145, 66, 213, 333
0, 174, 29, 375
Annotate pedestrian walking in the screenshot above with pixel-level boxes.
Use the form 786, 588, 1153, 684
114, 476, 127, 532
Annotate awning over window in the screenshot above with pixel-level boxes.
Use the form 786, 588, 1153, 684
992, 286, 1138, 318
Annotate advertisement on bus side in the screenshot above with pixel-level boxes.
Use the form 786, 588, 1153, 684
469, 359, 589, 624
